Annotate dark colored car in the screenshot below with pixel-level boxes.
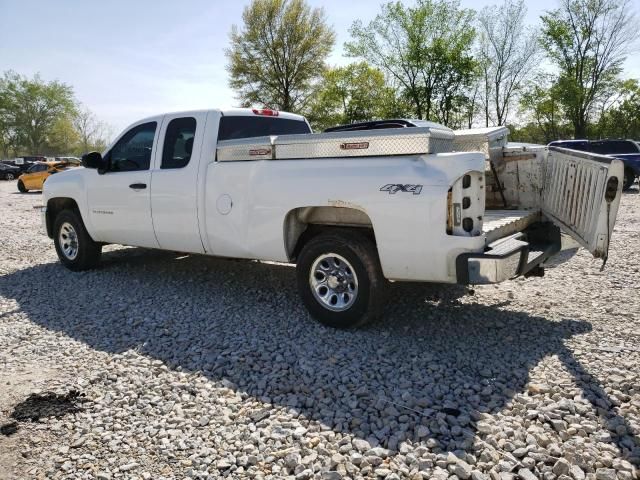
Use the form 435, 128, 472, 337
2, 159, 37, 173
0, 162, 21, 180
548, 139, 640, 190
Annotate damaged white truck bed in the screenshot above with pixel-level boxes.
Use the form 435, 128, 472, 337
41, 108, 624, 327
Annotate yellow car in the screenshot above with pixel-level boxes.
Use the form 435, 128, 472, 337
17, 162, 69, 193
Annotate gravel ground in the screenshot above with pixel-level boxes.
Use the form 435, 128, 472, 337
0, 178, 639, 480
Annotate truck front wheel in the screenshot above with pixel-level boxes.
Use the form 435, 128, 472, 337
53, 209, 102, 271
296, 230, 385, 328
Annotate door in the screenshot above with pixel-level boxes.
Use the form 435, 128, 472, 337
150, 113, 206, 253
542, 147, 624, 260
87, 121, 160, 248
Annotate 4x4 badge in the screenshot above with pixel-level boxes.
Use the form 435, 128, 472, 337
380, 184, 423, 195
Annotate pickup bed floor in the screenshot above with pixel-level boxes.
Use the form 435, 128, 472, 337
483, 209, 541, 244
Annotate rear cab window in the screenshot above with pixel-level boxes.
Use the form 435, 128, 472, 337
217, 116, 311, 141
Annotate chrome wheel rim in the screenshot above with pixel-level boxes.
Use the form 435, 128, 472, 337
6, 173, 14, 180
59, 222, 79, 260
310, 253, 358, 312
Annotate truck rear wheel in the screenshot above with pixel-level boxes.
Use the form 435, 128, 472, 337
296, 230, 385, 328
53, 209, 102, 271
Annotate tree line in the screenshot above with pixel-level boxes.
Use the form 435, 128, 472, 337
227, 0, 639, 142
2, 0, 637, 158
0, 71, 112, 159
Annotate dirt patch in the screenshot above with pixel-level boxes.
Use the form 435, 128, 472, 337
10, 390, 84, 423
0, 360, 68, 479
0, 422, 18, 436
0, 390, 84, 438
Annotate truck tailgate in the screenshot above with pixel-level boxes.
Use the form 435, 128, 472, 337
542, 147, 623, 259
483, 210, 541, 243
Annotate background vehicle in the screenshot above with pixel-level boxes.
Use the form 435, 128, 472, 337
0, 163, 20, 180
324, 119, 444, 132
18, 161, 69, 192
42, 108, 623, 328
548, 139, 640, 190
55, 156, 81, 165
2, 158, 36, 173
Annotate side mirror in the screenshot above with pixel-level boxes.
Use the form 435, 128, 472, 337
82, 152, 106, 170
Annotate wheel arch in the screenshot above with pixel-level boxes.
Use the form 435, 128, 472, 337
283, 206, 377, 262
45, 197, 82, 238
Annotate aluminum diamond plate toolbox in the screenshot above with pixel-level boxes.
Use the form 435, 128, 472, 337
217, 136, 275, 162
453, 126, 509, 166
216, 126, 454, 162
275, 127, 454, 159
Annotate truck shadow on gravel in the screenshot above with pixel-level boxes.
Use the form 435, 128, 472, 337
1, 248, 637, 463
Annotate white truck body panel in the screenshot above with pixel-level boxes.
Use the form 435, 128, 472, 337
203, 152, 485, 281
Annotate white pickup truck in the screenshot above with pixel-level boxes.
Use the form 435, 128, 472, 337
42, 108, 624, 327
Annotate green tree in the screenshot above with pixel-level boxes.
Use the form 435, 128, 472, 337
0, 71, 76, 154
305, 62, 405, 131
517, 74, 572, 143
345, 0, 477, 126
594, 78, 640, 139
73, 106, 112, 154
226, 0, 335, 112
478, 0, 539, 126
47, 117, 80, 155
540, 0, 638, 138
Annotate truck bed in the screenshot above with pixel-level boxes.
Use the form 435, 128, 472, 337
483, 210, 541, 243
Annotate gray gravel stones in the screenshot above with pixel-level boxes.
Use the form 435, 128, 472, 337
451, 458, 473, 478
596, 468, 618, 480
1, 180, 640, 479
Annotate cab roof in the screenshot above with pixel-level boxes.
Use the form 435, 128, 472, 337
133, 108, 307, 125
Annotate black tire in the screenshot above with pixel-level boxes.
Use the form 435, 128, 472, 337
296, 230, 385, 328
17, 180, 27, 192
5, 173, 15, 181
623, 168, 636, 191
53, 209, 102, 271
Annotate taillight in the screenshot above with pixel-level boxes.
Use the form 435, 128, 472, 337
252, 108, 279, 117
447, 171, 485, 237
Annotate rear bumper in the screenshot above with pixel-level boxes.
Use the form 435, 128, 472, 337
456, 223, 561, 284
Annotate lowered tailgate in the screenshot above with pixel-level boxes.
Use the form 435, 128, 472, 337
542, 147, 623, 260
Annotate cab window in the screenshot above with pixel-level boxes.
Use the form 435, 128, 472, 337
108, 122, 157, 172
161, 117, 197, 169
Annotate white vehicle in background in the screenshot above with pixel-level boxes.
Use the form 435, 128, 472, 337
41, 108, 623, 328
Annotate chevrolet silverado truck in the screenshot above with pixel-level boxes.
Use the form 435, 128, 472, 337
42, 108, 624, 327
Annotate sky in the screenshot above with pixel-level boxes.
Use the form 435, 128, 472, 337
1, 0, 639, 136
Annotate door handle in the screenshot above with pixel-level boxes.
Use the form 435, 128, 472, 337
129, 183, 147, 190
